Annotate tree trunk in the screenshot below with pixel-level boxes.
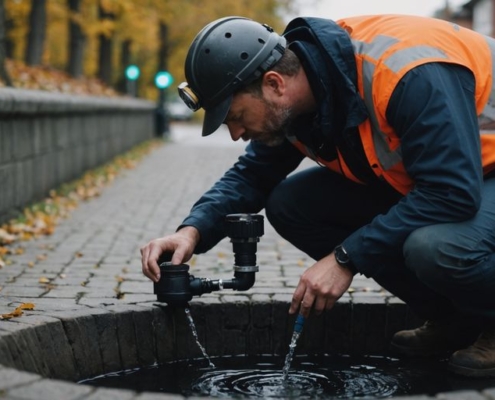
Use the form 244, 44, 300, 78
97, 2, 114, 85
157, 21, 169, 72
116, 39, 131, 93
0, 0, 11, 85
25, 0, 47, 66
67, 0, 85, 78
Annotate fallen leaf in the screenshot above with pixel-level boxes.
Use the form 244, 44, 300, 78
19, 303, 35, 310
0, 303, 35, 320
39, 277, 50, 284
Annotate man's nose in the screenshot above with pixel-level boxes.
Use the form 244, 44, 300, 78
227, 122, 245, 141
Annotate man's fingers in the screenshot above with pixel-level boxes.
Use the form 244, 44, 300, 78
140, 242, 163, 283
289, 285, 305, 314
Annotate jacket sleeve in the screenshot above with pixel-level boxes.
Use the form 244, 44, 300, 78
180, 139, 304, 253
343, 62, 483, 277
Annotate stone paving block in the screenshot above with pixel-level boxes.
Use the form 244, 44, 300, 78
325, 302, 352, 355
114, 310, 140, 370
15, 328, 50, 377
61, 314, 105, 381
0, 366, 40, 390
80, 386, 136, 400
300, 311, 326, 354
217, 302, 250, 356
92, 313, 122, 374
33, 321, 76, 380
119, 294, 156, 303
0, 333, 15, 368
82, 289, 119, 298
202, 301, 226, 357
151, 306, 175, 364
42, 286, 86, 298
270, 301, 291, 356
7, 377, 93, 400
245, 302, 272, 355
135, 391, 182, 400
0, 287, 47, 298
132, 308, 156, 367
1, 330, 40, 374
437, 390, 487, 400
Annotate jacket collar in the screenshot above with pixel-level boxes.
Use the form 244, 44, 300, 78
283, 17, 368, 133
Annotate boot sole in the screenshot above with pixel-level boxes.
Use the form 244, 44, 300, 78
448, 362, 495, 378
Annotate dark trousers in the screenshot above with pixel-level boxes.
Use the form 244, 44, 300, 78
265, 166, 495, 324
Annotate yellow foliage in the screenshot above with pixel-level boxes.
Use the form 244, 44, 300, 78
4, 0, 296, 100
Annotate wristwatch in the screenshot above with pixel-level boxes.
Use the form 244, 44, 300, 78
334, 244, 357, 274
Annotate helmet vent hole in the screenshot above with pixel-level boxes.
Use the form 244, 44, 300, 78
240, 52, 249, 60
258, 38, 265, 44
204, 48, 210, 54
225, 32, 232, 38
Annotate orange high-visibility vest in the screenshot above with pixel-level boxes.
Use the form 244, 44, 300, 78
288, 15, 495, 195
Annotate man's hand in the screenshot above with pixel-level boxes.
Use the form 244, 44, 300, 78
140, 226, 200, 283
289, 252, 353, 318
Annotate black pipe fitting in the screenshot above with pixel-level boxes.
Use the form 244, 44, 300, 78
154, 213, 264, 306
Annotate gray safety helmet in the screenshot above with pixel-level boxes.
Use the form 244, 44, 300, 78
178, 16, 287, 136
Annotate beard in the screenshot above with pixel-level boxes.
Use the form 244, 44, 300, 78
249, 98, 293, 147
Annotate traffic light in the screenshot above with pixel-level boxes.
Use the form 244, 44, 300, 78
155, 71, 173, 89
125, 65, 140, 80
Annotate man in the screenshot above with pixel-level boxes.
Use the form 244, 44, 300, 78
141, 15, 495, 377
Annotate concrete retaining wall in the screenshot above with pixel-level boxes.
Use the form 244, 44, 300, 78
0, 88, 155, 223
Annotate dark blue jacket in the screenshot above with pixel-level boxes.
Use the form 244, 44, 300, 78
180, 17, 483, 277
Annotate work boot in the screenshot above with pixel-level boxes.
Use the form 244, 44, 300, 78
390, 319, 480, 357
449, 328, 495, 377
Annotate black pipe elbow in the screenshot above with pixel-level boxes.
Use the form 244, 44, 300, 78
228, 271, 256, 291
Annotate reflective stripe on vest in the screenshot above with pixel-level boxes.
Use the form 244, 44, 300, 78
343, 16, 495, 193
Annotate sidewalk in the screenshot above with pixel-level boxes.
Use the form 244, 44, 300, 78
0, 122, 386, 316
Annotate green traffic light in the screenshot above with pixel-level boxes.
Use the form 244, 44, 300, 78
125, 65, 140, 80
155, 71, 173, 89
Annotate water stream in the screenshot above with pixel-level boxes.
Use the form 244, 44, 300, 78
184, 307, 215, 369
282, 314, 305, 380
282, 330, 302, 380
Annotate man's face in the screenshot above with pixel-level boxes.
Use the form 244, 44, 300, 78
224, 92, 293, 147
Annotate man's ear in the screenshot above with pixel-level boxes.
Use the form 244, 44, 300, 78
262, 71, 285, 97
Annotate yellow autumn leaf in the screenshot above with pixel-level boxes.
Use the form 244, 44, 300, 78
19, 303, 35, 310
39, 277, 50, 283
0, 303, 35, 320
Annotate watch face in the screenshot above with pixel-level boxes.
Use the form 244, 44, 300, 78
335, 246, 349, 265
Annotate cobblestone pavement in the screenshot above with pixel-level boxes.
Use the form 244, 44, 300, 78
2, 122, 466, 400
